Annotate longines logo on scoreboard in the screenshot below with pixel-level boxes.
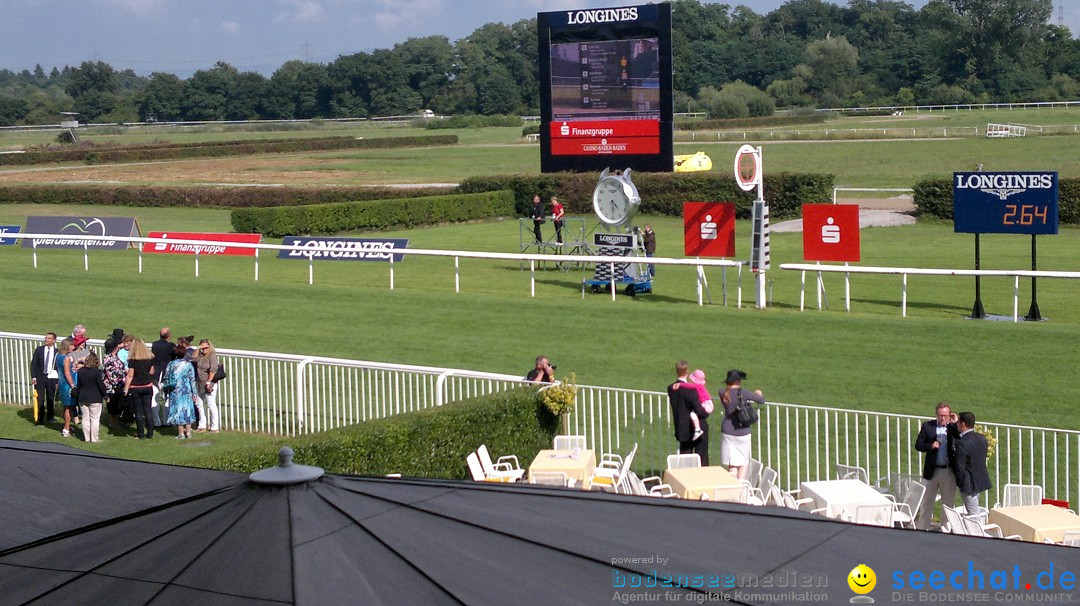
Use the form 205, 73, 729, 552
565, 7, 639, 24
954, 172, 1055, 201
953, 171, 1059, 235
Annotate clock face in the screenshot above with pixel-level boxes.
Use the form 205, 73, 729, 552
593, 178, 631, 225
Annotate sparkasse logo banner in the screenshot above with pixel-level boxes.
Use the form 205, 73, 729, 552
145, 232, 262, 256
278, 236, 409, 262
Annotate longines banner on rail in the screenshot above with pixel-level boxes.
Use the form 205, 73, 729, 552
22, 216, 141, 249
278, 236, 409, 262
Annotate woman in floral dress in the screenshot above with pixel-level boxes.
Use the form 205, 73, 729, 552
163, 345, 197, 439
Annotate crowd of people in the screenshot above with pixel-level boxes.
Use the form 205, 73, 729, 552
29, 325, 223, 442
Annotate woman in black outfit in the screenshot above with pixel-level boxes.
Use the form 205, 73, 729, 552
75, 353, 108, 443
124, 338, 156, 440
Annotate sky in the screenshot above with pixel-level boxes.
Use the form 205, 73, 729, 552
0, 0, 1077, 77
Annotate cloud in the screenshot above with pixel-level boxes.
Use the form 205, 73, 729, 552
368, 0, 444, 31
99, 0, 166, 16
277, 0, 327, 23
220, 20, 240, 34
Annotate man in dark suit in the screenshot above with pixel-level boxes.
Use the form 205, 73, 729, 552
953, 411, 992, 516
150, 327, 175, 427
668, 360, 711, 465
914, 402, 960, 529
29, 332, 58, 425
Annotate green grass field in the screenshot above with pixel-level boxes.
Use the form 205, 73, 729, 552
2, 203, 1078, 432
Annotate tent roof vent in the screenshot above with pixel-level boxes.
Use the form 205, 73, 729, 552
249, 447, 325, 485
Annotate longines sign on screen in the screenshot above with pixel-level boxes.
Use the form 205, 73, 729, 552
538, 3, 673, 173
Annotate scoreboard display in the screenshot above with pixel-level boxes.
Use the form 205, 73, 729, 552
538, 4, 673, 173
953, 172, 1059, 235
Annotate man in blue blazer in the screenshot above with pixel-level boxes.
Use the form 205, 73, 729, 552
953, 411, 992, 516
914, 402, 959, 529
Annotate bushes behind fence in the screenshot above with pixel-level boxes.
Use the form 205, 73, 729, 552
459, 172, 834, 220
0, 134, 458, 166
231, 189, 516, 236
193, 387, 558, 478
914, 177, 1080, 224
0, 184, 451, 208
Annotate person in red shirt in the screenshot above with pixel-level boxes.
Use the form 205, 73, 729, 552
551, 196, 565, 244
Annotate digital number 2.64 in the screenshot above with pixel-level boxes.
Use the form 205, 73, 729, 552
1003, 204, 1048, 225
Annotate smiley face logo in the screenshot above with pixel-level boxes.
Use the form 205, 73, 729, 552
848, 564, 876, 595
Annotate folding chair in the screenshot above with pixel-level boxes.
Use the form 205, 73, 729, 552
666, 453, 701, 470
554, 435, 587, 451
531, 471, 573, 487
996, 483, 1044, 508
835, 464, 869, 484
476, 444, 524, 482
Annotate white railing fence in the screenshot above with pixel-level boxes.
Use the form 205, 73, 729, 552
0, 331, 529, 436
3, 329, 1076, 508
780, 263, 1080, 320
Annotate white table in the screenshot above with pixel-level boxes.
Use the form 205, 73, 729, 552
800, 479, 892, 520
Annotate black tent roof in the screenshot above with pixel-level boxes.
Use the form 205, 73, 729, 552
0, 442, 1073, 605
0, 439, 242, 550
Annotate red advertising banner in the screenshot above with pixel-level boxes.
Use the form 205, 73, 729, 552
683, 202, 736, 257
145, 232, 262, 257
801, 204, 860, 262
549, 119, 660, 156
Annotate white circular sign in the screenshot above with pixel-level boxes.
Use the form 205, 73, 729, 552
734, 144, 762, 192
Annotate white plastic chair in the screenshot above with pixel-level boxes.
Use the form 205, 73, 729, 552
466, 453, 486, 482
476, 444, 524, 482
711, 481, 765, 505
531, 471, 573, 487
593, 443, 636, 489
745, 458, 763, 490
835, 464, 869, 484
996, 483, 1044, 508
554, 435, 587, 451
757, 467, 778, 505
666, 453, 702, 470
780, 489, 816, 511
887, 481, 926, 529
624, 471, 678, 498
1061, 530, 1080, 546
846, 503, 894, 527
959, 513, 1022, 540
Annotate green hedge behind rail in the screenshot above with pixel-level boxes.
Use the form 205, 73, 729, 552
914, 177, 1080, 224
459, 172, 834, 221
192, 388, 558, 478
0, 185, 451, 208
231, 189, 516, 236
0, 134, 458, 166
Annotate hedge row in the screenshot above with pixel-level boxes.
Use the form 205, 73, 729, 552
459, 172, 834, 221
192, 388, 558, 478
231, 189, 516, 236
0, 184, 451, 208
676, 113, 827, 130
0, 134, 458, 166
914, 177, 1080, 224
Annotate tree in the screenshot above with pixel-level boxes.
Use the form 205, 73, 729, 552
64, 61, 120, 120
942, 0, 1053, 96
139, 72, 184, 121
184, 62, 238, 121
800, 35, 860, 102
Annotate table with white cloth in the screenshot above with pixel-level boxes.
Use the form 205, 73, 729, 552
988, 505, 1080, 543
662, 466, 740, 500
527, 449, 596, 489
799, 479, 892, 519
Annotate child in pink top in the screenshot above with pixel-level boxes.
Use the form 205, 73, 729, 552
675, 369, 714, 441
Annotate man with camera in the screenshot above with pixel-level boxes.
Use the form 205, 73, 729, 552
527, 356, 555, 383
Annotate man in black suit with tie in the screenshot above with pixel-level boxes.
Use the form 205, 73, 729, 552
953, 411, 992, 516
29, 332, 58, 425
914, 402, 959, 529
668, 360, 711, 465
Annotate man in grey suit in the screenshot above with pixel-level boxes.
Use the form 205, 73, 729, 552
953, 411, 992, 516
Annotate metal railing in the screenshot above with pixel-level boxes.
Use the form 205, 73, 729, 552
12, 232, 745, 307
3, 329, 1076, 506
817, 101, 1080, 113
0, 331, 529, 436
781, 263, 1080, 320
678, 126, 981, 142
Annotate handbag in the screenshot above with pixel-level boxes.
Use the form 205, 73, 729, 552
732, 391, 759, 429
212, 363, 226, 382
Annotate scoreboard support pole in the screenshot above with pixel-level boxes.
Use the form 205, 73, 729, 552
1026, 235, 1042, 321
970, 234, 986, 319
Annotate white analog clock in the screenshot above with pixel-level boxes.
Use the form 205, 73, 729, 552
592, 167, 640, 228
